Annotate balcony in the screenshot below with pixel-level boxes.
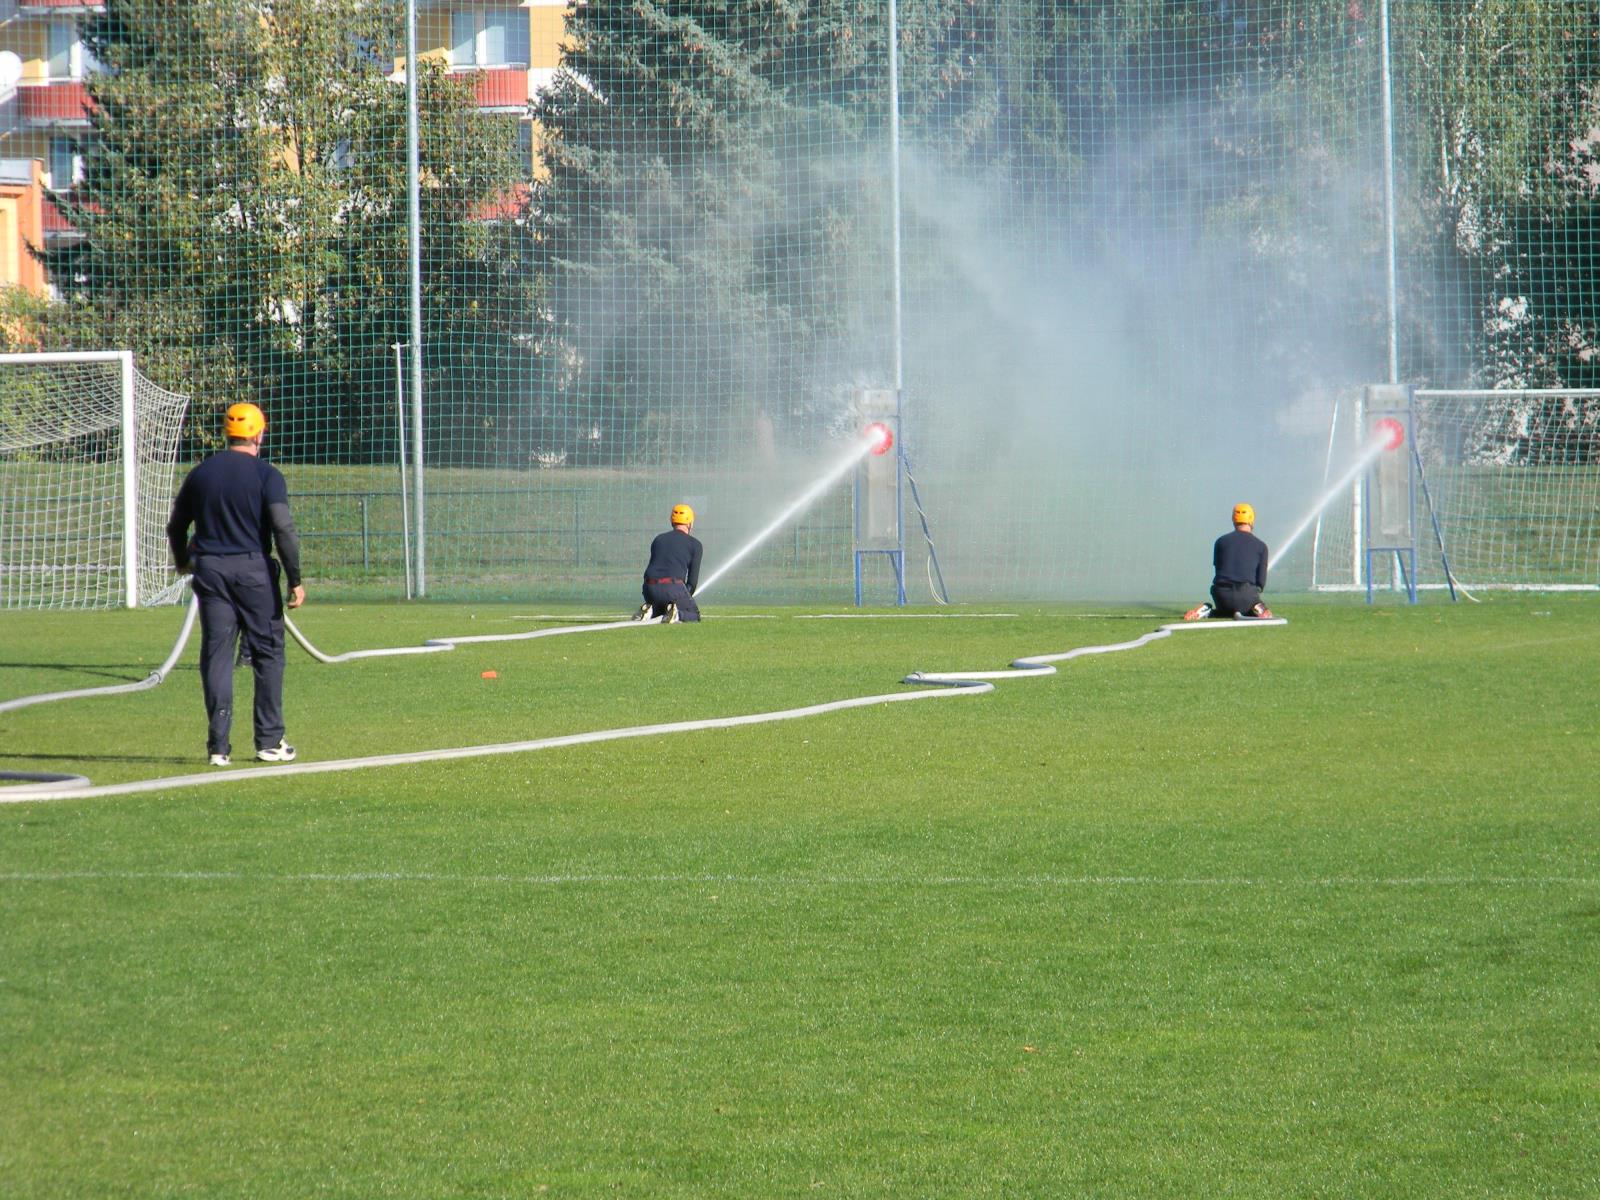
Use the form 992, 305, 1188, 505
468, 67, 529, 113
0, 156, 35, 186
41, 192, 81, 241
15, 1, 106, 12
472, 181, 531, 222
15, 79, 91, 129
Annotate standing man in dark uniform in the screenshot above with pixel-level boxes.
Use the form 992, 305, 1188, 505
1185, 502, 1273, 620
167, 403, 305, 766
636, 503, 703, 623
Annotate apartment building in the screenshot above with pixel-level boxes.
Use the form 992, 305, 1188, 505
0, 1, 566, 294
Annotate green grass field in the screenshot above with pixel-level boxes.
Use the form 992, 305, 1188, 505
3, 595, 1598, 1197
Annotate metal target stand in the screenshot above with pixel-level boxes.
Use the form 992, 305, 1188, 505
852, 389, 906, 606
1362, 384, 1458, 604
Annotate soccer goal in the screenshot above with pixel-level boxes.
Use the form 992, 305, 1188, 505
0, 351, 190, 609
1313, 388, 1600, 592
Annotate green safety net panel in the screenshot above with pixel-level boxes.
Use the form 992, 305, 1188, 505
2, 2, 1595, 602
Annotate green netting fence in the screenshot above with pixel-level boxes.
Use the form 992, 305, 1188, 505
2, 0, 1596, 603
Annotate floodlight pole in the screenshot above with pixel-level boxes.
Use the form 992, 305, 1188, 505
885, 0, 908, 606
1379, 0, 1399, 385
405, 0, 427, 596
888, 0, 904, 404
393, 342, 415, 600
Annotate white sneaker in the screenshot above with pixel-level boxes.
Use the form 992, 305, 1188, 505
632, 603, 651, 622
665, 603, 680, 624
256, 740, 297, 763
208, 753, 231, 767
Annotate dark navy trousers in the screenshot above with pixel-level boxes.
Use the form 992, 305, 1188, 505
191, 553, 286, 755
1210, 580, 1262, 618
642, 579, 700, 622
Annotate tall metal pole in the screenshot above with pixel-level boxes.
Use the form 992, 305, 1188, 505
888, 0, 904, 399
1379, 0, 1399, 385
887, 0, 906, 605
392, 342, 414, 600
405, 0, 427, 595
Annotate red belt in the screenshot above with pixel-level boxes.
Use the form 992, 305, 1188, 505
649, 577, 678, 584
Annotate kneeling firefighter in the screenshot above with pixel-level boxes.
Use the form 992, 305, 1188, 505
637, 503, 703, 623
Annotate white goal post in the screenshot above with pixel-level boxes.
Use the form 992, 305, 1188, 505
0, 351, 191, 609
1313, 388, 1600, 592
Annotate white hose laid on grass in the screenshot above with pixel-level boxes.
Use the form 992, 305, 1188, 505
0, 616, 1285, 803
283, 610, 661, 663
906, 617, 1288, 685
0, 594, 201, 716
0, 592, 660, 716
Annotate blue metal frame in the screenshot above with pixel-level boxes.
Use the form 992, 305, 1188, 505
853, 548, 906, 606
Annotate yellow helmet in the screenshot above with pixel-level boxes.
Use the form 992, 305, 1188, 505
1232, 502, 1256, 526
670, 503, 695, 527
223, 403, 266, 440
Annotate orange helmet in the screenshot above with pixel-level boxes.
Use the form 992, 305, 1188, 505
224, 403, 266, 439
670, 503, 695, 527
1232, 502, 1256, 526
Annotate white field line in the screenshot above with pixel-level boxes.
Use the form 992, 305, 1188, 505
507, 613, 778, 621
1, 870, 1590, 889
796, 612, 1019, 619
1315, 583, 1600, 592
0, 619, 1284, 805
502, 613, 635, 622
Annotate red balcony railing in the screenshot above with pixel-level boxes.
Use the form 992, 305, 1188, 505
19, 1, 106, 12
472, 181, 531, 222
472, 68, 528, 111
18, 80, 92, 127
41, 195, 78, 236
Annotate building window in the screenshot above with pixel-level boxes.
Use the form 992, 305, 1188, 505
49, 136, 83, 190
450, 9, 530, 69
47, 21, 100, 81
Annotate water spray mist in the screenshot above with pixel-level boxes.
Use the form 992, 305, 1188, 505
697, 426, 891, 597
1272, 418, 1405, 569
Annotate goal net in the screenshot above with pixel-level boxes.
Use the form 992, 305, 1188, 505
0, 352, 191, 609
1312, 389, 1600, 591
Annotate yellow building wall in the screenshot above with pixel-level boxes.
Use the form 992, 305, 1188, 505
530, 6, 567, 67
0, 160, 48, 294
0, 202, 17, 285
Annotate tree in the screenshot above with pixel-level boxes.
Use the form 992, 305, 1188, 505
533, 0, 888, 465
1392, 0, 1600, 390
36, 0, 537, 465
